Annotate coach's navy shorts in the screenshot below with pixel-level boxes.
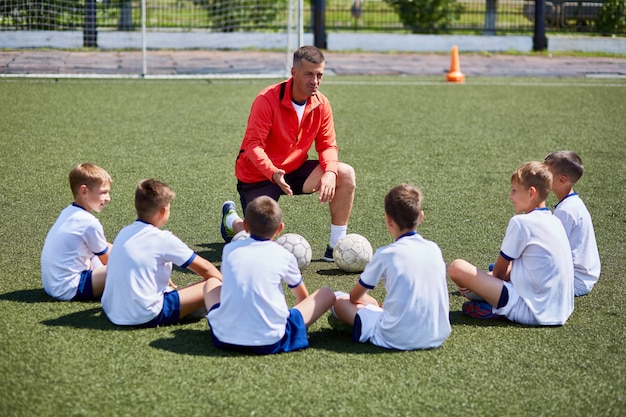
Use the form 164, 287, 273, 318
237, 160, 319, 211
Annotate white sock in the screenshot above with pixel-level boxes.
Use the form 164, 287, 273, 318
329, 224, 348, 248
225, 212, 241, 229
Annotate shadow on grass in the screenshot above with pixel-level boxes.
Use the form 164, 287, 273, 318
41, 307, 121, 330
150, 326, 391, 356
449, 310, 517, 327
196, 242, 224, 264
316, 267, 359, 277
150, 329, 234, 357
0, 288, 57, 303
40, 307, 208, 331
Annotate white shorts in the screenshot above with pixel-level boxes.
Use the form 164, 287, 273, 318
493, 281, 540, 325
353, 304, 384, 344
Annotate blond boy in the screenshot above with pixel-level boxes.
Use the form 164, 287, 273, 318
41, 163, 113, 301
449, 161, 574, 325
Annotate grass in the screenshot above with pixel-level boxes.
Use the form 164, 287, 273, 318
0, 76, 625, 417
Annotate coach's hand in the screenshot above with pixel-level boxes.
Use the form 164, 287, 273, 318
273, 169, 293, 196
316, 171, 336, 204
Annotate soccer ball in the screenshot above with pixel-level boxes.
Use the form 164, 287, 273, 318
276, 233, 312, 270
231, 230, 250, 242
458, 287, 484, 301
333, 233, 373, 273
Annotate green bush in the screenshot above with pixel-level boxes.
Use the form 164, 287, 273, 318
597, 0, 626, 33
191, 0, 288, 32
383, 0, 464, 33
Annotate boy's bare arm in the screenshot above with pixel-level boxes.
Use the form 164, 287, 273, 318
188, 256, 222, 281
290, 282, 309, 305
349, 282, 377, 306
97, 242, 113, 265
491, 254, 511, 282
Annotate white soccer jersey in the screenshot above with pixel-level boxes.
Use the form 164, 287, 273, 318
208, 237, 303, 346
499, 208, 574, 325
554, 193, 601, 296
41, 203, 109, 300
101, 220, 195, 325
358, 232, 451, 350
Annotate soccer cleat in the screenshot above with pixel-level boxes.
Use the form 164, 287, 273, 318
322, 245, 334, 262
462, 301, 508, 321
220, 201, 238, 243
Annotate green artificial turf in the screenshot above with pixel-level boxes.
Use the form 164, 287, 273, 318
0, 76, 624, 416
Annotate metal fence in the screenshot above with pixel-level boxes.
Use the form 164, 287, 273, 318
1, 0, 624, 35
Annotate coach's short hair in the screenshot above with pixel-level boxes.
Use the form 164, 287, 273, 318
293, 45, 325, 66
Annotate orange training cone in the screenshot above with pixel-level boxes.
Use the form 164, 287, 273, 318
446, 45, 465, 83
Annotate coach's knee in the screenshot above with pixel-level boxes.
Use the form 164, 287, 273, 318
337, 163, 356, 191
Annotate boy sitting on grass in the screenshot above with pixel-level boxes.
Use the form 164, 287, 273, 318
204, 195, 335, 354
101, 179, 222, 327
331, 184, 451, 350
544, 150, 601, 296
41, 163, 113, 301
448, 161, 574, 325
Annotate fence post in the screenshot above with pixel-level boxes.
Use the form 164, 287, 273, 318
533, 0, 548, 50
83, 0, 97, 47
313, 0, 327, 49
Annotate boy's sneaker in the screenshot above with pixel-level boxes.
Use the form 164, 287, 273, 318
220, 201, 238, 243
322, 245, 334, 262
462, 301, 508, 321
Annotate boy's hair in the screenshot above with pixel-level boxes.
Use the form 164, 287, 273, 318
511, 161, 552, 202
544, 150, 584, 183
68, 163, 112, 197
244, 196, 283, 239
135, 179, 175, 220
384, 184, 423, 230
293, 45, 325, 67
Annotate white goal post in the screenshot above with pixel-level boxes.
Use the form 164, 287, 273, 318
0, 0, 305, 78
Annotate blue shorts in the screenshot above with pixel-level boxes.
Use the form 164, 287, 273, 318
208, 305, 309, 355
72, 270, 95, 301
237, 160, 319, 212
140, 290, 181, 328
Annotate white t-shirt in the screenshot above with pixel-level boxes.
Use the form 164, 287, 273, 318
499, 208, 574, 325
208, 237, 302, 346
41, 203, 109, 300
358, 232, 451, 350
554, 193, 601, 296
101, 220, 195, 325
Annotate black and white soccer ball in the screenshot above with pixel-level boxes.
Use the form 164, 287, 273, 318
333, 233, 373, 273
276, 233, 312, 270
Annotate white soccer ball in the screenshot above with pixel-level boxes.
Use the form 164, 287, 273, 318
276, 233, 312, 270
231, 230, 250, 242
333, 233, 373, 273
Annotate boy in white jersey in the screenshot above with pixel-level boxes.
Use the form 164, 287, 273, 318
544, 151, 601, 296
204, 196, 335, 354
332, 184, 451, 350
101, 179, 222, 327
41, 163, 113, 301
448, 161, 574, 326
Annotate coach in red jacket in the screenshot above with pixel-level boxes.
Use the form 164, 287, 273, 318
221, 45, 356, 262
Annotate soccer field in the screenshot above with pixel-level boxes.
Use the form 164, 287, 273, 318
1, 77, 625, 416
